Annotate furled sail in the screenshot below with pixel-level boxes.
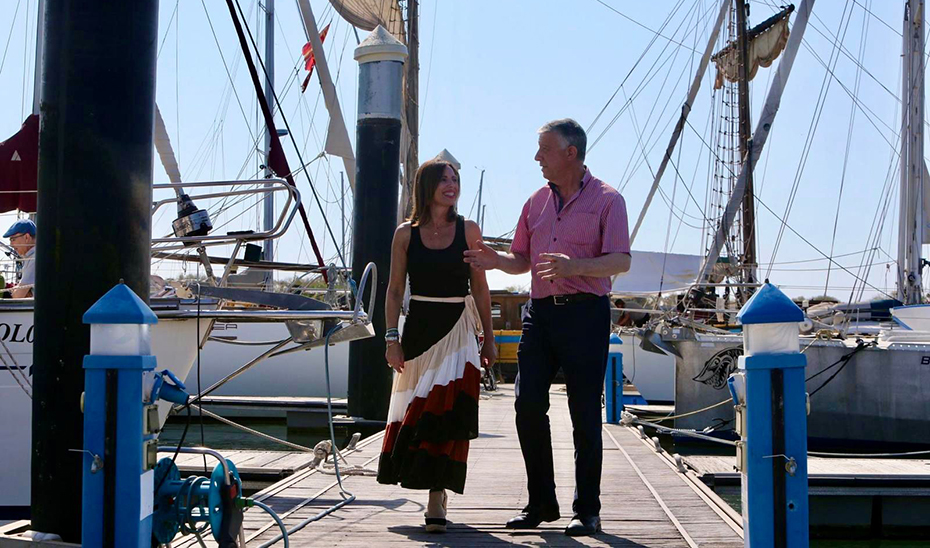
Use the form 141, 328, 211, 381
712, 6, 794, 90
154, 106, 182, 184
922, 161, 930, 241
327, 0, 406, 43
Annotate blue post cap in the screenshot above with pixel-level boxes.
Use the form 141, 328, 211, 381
83, 283, 157, 325
737, 282, 803, 325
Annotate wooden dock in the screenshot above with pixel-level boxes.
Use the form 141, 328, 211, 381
173, 386, 743, 547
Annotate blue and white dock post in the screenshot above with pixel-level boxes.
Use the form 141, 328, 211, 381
81, 283, 159, 547
604, 333, 624, 423
732, 283, 809, 547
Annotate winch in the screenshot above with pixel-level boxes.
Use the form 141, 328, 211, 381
171, 193, 213, 240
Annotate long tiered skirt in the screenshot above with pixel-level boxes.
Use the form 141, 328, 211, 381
376, 296, 482, 494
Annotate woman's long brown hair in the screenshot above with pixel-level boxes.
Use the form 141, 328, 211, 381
408, 159, 459, 227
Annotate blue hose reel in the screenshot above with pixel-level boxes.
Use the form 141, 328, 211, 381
152, 458, 244, 545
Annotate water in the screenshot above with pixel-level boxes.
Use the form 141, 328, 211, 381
810, 543, 929, 548
157, 418, 351, 451
655, 433, 928, 547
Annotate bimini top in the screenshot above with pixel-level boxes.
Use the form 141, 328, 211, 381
737, 282, 803, 325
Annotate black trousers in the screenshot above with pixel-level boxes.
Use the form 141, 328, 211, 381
514, 295, 610, 517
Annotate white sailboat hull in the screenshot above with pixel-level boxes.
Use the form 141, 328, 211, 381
0, 307, 209, 512
618, 332, 675, 403
194, 321, 348, 400
666, 332, 930, 447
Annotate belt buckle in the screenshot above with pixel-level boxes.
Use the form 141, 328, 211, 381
553, 295, 568, 306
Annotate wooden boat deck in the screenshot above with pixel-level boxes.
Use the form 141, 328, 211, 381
174, 386, 743, 547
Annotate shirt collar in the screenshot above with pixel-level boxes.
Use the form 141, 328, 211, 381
548, 167, 592, 211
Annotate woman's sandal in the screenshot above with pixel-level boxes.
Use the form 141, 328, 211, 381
424, 491, 448, 533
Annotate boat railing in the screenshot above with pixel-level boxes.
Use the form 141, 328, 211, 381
150, 178, 300, 252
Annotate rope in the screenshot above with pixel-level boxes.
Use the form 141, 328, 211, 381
0, 0, 23, 79
256, 323, 360, 547
625, 398, 732, 422
192, 404, 314, 453
0, 339, 31, 398
622, 412, 737, 447
824, 1, 871, 294
806, 339, 872, 397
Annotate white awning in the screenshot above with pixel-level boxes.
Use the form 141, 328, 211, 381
611, 250, 702, 295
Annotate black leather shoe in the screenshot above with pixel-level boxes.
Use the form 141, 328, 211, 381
505, 506, 561, 529
565, 515, 601, 536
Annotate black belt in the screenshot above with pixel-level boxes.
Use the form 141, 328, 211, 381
537, 293, 600, 306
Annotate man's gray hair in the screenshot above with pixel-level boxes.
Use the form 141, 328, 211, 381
538, 118, 587, 162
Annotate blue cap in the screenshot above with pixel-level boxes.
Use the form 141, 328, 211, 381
83, 283, 158, 325
737, 283, 804, 325
3, 219, 36, 238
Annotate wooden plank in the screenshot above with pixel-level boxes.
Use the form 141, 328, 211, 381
170, 386, 742, 547
685, 454, 930, 479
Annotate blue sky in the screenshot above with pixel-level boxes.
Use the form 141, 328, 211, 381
0, 1, 918, 299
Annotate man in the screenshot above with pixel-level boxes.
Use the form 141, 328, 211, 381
4, 219, 36, 298
464, 118, 631, 536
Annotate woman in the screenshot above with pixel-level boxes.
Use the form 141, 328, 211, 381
377, 159, 496, 533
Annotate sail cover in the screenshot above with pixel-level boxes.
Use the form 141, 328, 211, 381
611, 250, 703, 294
0, 114, 38, 214
328, 0, 406, 43
712, 9, 792, 89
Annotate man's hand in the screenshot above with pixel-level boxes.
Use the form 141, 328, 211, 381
537, 253, 577, 280
463, 240, 500, 271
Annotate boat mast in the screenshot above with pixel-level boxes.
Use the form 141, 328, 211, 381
477, 168, 485, 229
402, 0, 419, 222
630, 0, 730, 245
898, 0, 925, 304
736, 0, 758, 299
262, 0, 276, 288
693, 0, 815, 287
33, 0, 45, 116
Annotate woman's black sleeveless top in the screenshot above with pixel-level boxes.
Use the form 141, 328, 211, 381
402, 216, 470, 360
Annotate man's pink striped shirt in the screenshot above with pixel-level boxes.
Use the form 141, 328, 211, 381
511, 168, 631, 299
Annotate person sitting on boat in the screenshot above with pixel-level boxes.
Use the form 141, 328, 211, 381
377, 158, 496, 534
4, 219, 36, 298
464, 118, 631, 537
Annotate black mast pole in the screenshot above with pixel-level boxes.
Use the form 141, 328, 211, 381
31, 1, 159, 541
737, 0, 758, 299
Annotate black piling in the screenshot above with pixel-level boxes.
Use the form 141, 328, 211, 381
31, 1, 158, 541
347, 28, 407, 421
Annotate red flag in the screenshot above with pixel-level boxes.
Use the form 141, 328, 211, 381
301, 23, 331, 93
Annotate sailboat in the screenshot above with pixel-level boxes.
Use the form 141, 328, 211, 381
0, 0, 385, 517
631, 0, 930, 449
